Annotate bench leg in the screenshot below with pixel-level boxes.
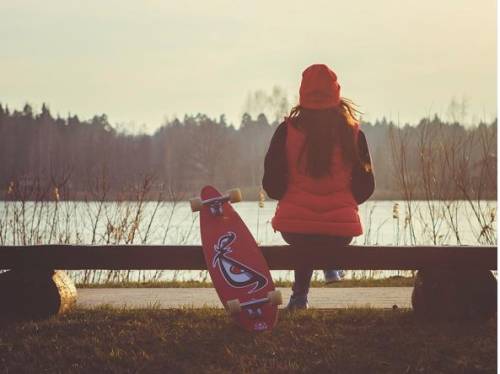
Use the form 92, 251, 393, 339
411, 268, 496, 320
0, 269, 77, 320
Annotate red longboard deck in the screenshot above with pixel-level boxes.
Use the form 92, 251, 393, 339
199, 185, 278, 332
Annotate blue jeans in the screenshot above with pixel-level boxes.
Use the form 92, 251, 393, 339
323, 269, 343, 281
281, 232, 352, 299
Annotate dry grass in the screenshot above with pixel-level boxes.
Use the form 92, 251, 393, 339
0, 308, 495, 373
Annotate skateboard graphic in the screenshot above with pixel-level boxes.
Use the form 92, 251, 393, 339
191, 186, 282, 332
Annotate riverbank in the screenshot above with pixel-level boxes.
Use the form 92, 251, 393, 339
0, 308, 495, 373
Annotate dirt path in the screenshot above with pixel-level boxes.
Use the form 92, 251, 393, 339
77, 287, 413, 309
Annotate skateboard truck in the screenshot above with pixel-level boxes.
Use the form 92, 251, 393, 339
190, 189, 242, 215
226, 290, 283, 316
246, 307, 263, 319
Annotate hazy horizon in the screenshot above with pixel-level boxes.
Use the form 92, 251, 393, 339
1, 0, 496, 132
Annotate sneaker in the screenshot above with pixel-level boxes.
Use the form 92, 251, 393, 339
285, 295, 308, 311
324, 270, 342, 284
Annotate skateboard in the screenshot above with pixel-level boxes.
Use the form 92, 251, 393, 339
191, 186, 282, 332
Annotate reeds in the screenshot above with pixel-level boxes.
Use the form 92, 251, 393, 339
0, 173, 197, 285
388, 118, 497, 246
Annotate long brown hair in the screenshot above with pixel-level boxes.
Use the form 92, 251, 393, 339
289, 98, 362, 178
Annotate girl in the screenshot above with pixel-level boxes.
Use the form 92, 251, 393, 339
262, 64, 375, 310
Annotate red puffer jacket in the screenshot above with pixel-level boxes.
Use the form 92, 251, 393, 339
271, 120, 363, 236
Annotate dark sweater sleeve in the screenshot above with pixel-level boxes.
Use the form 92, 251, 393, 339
262, 122, 288, 200
352, 130, 375, 204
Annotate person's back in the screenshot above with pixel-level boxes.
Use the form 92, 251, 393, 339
262, 64, 375, 308
272, 116, 362, 237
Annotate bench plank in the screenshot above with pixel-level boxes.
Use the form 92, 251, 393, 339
0, 245, 496, 270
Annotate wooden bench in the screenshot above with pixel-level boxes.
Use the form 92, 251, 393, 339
0, 245, 496, 320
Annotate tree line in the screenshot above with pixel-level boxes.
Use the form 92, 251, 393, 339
0, 103, 496, 200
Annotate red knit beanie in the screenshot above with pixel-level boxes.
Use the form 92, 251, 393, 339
299, 64, 341, 109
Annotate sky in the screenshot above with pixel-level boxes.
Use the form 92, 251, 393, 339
0, 0, 497, 132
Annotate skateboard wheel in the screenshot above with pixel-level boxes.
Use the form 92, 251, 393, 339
189, 198, 203, 212
226, 299, 241, 315
267, 290, 283, 306
227, 189, 242, 203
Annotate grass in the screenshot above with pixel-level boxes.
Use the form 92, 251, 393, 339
77, 276, 415, 289
0, 308, 495, 373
